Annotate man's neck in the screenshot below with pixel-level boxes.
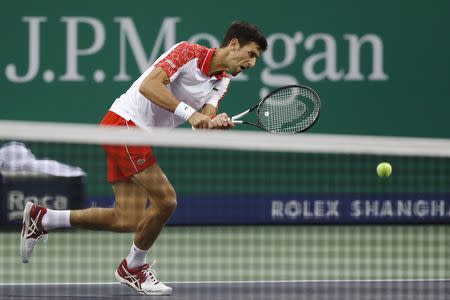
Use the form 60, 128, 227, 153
208, 48, 230, 76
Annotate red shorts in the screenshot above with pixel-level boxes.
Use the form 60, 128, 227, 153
100, 111, 157, 183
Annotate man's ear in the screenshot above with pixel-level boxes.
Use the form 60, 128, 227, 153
229, 38, 240, 50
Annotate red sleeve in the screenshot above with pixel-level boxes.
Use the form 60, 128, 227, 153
155, 42, 196, 78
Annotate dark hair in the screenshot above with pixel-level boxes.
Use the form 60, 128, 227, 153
220, 21, 267, 52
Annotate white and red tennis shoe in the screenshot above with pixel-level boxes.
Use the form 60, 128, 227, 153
20, 202, 48, 263
115, 259, 172, 296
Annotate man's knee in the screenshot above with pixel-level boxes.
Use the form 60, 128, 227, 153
111, 208, 141, 232
158, 189, 177, 216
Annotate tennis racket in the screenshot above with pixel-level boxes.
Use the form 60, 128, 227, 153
230, 85, 321, 133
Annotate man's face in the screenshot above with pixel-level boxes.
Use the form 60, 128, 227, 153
229, 41, 262, 76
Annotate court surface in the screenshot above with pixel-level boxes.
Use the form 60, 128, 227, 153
1, 280, 449, 300
1, 225, 449, 299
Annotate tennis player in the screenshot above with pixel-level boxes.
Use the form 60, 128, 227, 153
20, 21, 267, 295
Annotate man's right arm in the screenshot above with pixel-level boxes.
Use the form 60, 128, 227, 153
139, 67, 212, 129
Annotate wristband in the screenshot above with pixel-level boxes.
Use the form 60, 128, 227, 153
174, 102, 196, 121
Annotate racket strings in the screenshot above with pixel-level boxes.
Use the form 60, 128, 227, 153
258, 87, 320, 133
266, 89, 298, 132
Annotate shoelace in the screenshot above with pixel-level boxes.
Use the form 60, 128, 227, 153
26, 209, 48, 243
142, 260, 159, 284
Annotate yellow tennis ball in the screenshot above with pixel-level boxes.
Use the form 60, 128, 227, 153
376, 162, 392, 177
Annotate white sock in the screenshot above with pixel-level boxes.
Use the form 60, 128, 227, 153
41, 209, 71, 231
126, 243, 148, 268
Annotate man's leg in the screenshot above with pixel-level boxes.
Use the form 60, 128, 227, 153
114, 163, 175, 296
69, 179, 148, 232
21, 162, 174, 236
20, 179, 149, 263
131, 163, 177, 250
67, 162, 176, 247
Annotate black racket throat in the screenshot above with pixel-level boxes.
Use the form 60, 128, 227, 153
241, 120, 259, 128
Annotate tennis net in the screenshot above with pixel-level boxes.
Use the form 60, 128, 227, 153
0, 120, 449, 299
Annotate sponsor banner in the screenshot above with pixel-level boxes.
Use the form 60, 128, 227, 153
0, 173, 85, 228
87, 194, 450, 225
1, 1, 449, 138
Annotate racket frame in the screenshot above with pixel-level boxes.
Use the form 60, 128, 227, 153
231, 84, 321, 133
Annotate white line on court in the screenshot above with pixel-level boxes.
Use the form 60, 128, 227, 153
1, 278, 450, 286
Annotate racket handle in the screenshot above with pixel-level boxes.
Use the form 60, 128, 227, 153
228, 117, 243, 124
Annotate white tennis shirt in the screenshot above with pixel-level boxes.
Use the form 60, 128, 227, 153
109, 42, 231, 129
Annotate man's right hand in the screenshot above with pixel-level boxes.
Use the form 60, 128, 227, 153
188, 112, 213, 129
